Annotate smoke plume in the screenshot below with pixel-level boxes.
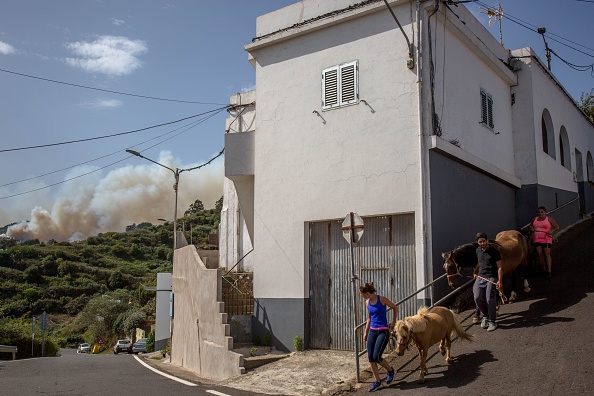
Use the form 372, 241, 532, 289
4, 151, 223, 242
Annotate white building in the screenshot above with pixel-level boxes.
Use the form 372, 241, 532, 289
222, 0, 594, 352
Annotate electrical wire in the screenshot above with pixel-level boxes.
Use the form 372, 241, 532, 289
474, 1, 594, 58
549, 48, 594, 77
0, 109, 225, 189
0, 68, 227, 105
0, 146, 225, 200
0, 106, 229, 153
0, 104, 237, 199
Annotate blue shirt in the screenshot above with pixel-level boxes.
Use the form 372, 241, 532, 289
368, 295, 388, 330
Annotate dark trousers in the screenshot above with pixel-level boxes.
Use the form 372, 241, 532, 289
473, 277, 498, 322
367, 329, 390, 363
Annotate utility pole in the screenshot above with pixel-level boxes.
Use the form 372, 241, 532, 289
538, 27, 552, 71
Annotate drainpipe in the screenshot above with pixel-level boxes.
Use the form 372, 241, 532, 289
416, 0, 430, 302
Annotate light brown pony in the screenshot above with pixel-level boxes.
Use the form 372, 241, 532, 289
490, 230, 530, 301
394, 306, 472, 383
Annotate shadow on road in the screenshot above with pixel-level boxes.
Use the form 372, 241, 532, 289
388, 349, 496, 390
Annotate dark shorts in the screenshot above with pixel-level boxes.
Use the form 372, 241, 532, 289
533, 242, 552, 249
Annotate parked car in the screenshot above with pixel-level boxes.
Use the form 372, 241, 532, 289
113, 339, 132, 354
132, 339, 147, 354
77, 343, 91, 353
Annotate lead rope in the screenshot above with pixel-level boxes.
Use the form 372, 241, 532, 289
474, 275, 508, 304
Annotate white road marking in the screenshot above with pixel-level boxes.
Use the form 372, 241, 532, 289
133, 355, 198, 386
206, 390, 231, 396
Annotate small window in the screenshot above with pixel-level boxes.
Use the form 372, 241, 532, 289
322, 60, 359, 110
480, 89, 494, 129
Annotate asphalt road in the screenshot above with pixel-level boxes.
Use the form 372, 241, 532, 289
1, 217, 592, 396
348, 216, 594, 395
0, 348, 263, 396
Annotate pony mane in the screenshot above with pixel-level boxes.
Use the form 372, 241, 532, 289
404, 306, 429, 332
453, 243, 476, 255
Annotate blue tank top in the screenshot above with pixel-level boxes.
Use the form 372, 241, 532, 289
368, 295, 388, 330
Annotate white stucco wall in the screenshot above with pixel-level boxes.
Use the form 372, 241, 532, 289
428, 4, 516, 177
219, 178, 254, 272
512, 47, 594, 191
247, 2, 422, 299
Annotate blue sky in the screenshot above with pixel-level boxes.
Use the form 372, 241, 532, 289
0, 0, 592, 241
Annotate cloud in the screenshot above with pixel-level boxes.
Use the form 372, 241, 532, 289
5, 151, 224, 242
111, 18, 125, 26
64, 35, 147, 76
0, 40, 16, 55
80, 98, 123, 108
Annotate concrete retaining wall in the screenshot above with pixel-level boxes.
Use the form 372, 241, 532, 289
170, 245, 244, 379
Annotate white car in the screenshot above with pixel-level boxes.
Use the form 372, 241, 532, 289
113, 339, 132, 354
77, 343, 91, 353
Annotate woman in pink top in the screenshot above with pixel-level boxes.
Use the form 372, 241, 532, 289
531, 206, 559, 278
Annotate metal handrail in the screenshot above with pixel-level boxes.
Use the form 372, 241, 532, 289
354, 272, 448, 364
520, 196, 580, 231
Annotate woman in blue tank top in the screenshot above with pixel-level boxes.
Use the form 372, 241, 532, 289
359, 282, 398, 392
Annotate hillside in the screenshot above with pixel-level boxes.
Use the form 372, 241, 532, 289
0, 204, 220, 355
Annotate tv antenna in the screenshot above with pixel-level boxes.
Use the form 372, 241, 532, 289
481, 3, 504, 46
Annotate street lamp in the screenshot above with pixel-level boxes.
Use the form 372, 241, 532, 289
127, 149, 213, 258
127, 149, 180, 263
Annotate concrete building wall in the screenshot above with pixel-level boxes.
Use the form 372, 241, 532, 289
219, 178, 254, 272
429, 4, 517, 176
171, 246, 244, 380
511, 47, 594, 226
155, 273, 172, 351
246, 1, 422, 350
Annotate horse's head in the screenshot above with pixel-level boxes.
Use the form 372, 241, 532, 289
394, 320, 412, 356
442, 251, 462, 288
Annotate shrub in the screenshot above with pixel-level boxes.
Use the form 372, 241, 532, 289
146, 330, 155, 353
293, 335, 303, 351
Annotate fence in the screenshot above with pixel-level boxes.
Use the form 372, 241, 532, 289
222, 272, 254, 316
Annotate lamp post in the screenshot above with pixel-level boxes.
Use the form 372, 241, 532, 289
127, 149, 180, 262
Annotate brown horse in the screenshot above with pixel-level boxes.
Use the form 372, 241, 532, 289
442, 230, 530, 302
394, 306, 472, 383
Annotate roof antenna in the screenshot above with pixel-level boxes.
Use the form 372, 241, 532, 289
481, 3, 504, 46
537, 27, 552, 71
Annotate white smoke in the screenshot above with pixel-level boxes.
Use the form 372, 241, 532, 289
5, 151, 223, 242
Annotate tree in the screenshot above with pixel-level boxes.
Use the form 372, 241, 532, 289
215, 195, 224, 212
578, 89, 594, 123
184, 199, 204, 216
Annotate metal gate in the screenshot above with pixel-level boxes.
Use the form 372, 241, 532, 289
308, 213, 416, 350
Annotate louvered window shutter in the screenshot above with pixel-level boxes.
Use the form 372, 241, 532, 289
487, 94, 494, 128
322, 61, 358, 110
322, 67, 339, 109
340, 61, 358, 105
480, 90, 488, 125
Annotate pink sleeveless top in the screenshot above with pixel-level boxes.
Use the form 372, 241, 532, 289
533, 216, 552, 244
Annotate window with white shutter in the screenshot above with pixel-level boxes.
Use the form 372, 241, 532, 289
480, 88, 494, 129
322, 60, 358, 110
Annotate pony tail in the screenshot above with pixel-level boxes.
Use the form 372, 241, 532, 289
452, 317, 473, 342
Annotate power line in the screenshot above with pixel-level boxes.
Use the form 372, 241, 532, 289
0, 109, 225, 189
0, 68, 227, 105
549, 48, 594, 77
0, 144, 226, 201
0, 106, 229, 153
474, 1, 594, 57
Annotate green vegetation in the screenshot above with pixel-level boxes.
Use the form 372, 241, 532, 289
0, 199, 221, 359
578, 89, 594, 123
293, 334, 303, 351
